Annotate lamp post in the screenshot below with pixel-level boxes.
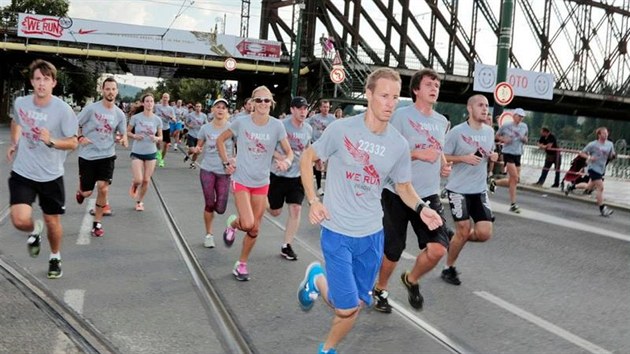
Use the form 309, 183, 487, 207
290, 1, 305, 97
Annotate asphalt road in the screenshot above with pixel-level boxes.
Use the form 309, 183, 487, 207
0, 138, 628, 354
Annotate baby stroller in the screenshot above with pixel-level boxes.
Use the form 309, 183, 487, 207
561, 155, 590, 195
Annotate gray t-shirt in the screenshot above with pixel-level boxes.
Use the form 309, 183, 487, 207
128, 113, 162, 155
198, 122, 234, 174
497, 121, 528, 155
230, 116, 287, 187
582, 140, 615, 175
154, 103, 175, 129
272, 118, 313, 178
77, 101, 127, 160
307, 113, 335, 142
444, 122, 496, 194
185, 112, 207, 138
312, 115, 412, 237
11, 95, 77, 182
385, 105, 449, 197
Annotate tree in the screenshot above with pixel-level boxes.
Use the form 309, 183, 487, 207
2, 0, 69, 20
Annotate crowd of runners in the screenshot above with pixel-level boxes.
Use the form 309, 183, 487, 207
6, 59, 618, 354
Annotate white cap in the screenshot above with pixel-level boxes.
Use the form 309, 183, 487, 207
513, 108, 526, 117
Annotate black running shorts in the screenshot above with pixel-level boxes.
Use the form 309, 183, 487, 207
267, 173, 305, 210
78, 156, 116, 192
9, 171, 66, 215
381, 189, 450, 262
447, 191, 494, 223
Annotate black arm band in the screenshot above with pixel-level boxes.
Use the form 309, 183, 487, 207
415, 199, 429, 214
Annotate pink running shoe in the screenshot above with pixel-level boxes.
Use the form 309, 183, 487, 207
233, 261, 249, 281
223, 214, 237, 247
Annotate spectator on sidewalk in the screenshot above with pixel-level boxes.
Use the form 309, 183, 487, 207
533, 127, 561, 188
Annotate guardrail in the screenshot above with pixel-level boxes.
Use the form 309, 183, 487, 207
522, 145, 630, 180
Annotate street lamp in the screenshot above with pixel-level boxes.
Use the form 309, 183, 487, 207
290, 1, 305, 97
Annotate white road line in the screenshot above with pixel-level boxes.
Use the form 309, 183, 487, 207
475, 291, 611, 354
77, 199, 96, 245
0, 205, 10, 225
53, 289, 86, 354
491, 200, 630, 242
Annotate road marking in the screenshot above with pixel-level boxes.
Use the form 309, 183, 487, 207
0, 205, 10, 225
475, 291, 611, 354
53, 289, 86, 354
491, 200, 630, 242
77, 199, 96, 245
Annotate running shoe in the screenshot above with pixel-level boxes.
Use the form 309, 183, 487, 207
564, 183, 574, 196
297, 262, 324, 311
156, 150, 162, 161
158, 159, 165, 168
488, 178, 496, 194
89, 204, 113, 216
135, 202, 144, 211
318, 343, 337, 354
75, 190, 85, 204
183, 155, 190, 162
173, 143, 178, 151
47, 258, 62, 279
27, 219, 43, 258
189, 162, 196, 169
441, 266, 462, 285
233, 261, 249, 281
509, 203, 521, 214
223, 214, 237, 247
400, 272, 423, 310
204, 234, 215, 248
372, 287, 392, 314
600, 206, 614, 217
281, 244, 298, 261
91, 222, 105, 237
317, 188, 324, 197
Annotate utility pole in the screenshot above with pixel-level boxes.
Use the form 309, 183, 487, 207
494, 0, 514, 117
290, 0, 305, 97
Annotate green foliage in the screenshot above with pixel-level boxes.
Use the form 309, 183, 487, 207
153, 78, 221, 107
2, 0, 69, 18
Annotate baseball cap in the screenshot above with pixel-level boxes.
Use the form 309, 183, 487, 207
213, 98, 229, 107
290, 96, 308, 108
513, 108, 526, 117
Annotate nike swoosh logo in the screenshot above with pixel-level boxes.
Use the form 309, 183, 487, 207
78, 29, 97, 35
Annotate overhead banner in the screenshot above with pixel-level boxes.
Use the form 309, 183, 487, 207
473, 63, 555, 100
17, 13, 281, 62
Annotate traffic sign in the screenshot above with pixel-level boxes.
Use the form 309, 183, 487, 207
224, 57, 237, 71
498, 112, 514, 127
330, 68, 346, 84
332, 52, 343, 67
494, 82, 514, 106
235, 39, 281, 60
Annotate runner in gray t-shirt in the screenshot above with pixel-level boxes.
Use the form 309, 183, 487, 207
154, 93, 175, 167
183, 102, 208, 168
296, 68, 443, 354
75, 78, 128, 236
193, 98, 235, 248
579, 127, 616, 216
268, 96, 313, 261
375, 68, 453, 313
216, 86, 294, 282
126, 94, 163, 212
495, 108, 529, 213
306, 100, 335, 195
442, 94, 498, 286
7, 59, 79, 279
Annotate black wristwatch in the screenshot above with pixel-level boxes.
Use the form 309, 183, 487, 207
46, 139, 56, 148
222, 161, 230, 168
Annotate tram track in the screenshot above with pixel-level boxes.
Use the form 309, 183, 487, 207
0, 257, 119, 354
151, 177, 256, 354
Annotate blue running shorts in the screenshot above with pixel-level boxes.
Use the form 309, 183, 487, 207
320, 226, 384, 310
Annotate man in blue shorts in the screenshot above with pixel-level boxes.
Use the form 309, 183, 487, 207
296, 68, 443, 354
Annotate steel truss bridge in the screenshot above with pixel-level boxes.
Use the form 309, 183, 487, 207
1, 0, 629, 120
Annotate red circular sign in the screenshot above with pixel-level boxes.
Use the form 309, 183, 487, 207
224, 57, 237, 71
498, 112, 514, 127
330, 68, 346, 84
494, 82, 514, 106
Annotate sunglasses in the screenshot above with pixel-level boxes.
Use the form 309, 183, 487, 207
254, 97, 272, 104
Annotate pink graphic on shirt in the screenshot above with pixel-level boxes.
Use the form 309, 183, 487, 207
245, 131, 268, 155
136, 120, 156, 138
344, 136, 380, 185
94, 113, 113, 139
288, 133, 306, 153
18, 108, 42, 149
408, 119, 442, 151
461, 134, 491, 157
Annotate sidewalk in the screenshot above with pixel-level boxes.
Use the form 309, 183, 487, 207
516, 165, 630, 211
